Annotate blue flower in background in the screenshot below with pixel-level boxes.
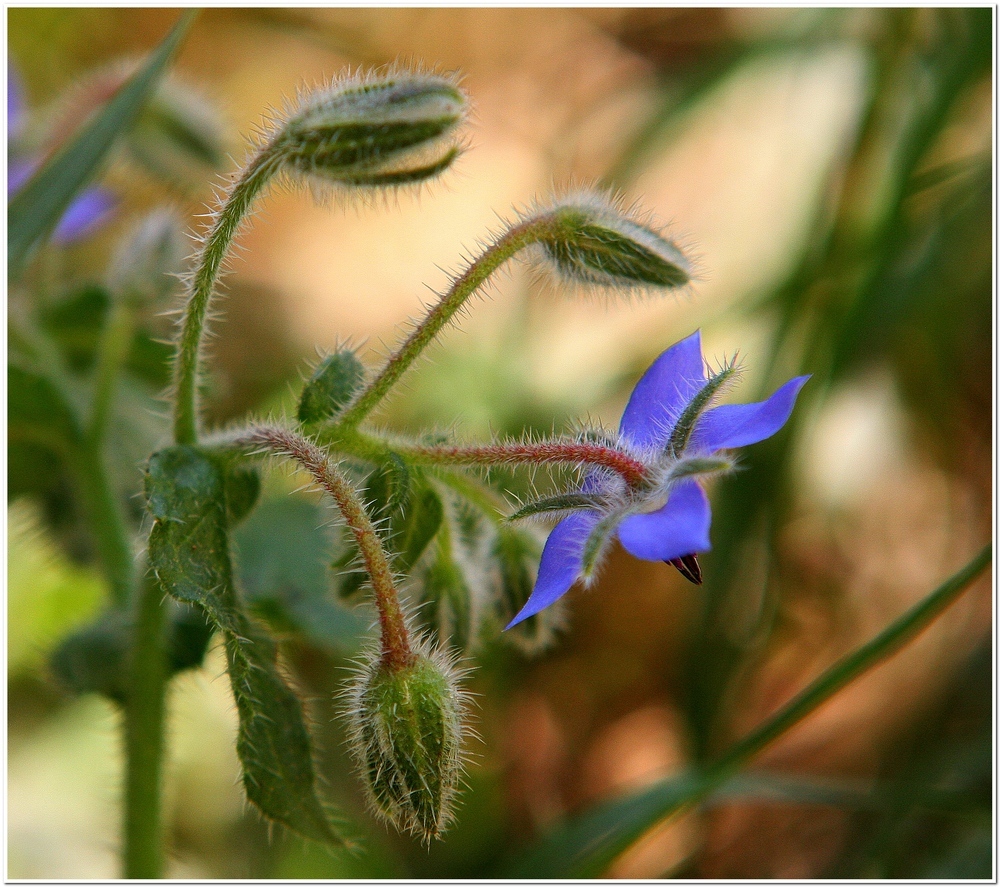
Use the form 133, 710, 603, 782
8, 66, 115, 242
507, 330, 809, 628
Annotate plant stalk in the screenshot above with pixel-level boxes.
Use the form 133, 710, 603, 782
237, 425, 414, 670
123, 570, 169, 879
173, 150, 280, 444
336, 214, 559, 429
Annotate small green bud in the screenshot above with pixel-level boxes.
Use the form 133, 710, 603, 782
347, 647, 466, 842
297, 349, 366, 428
108, 208, 188, 306
539, 193, 692, 290
132, 78, 226, 182
276, 71, 466, 190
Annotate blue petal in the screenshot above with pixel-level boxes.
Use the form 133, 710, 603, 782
9, 65, 23, 131
8, 158, 33, 195
688, 375, 810, 454
619, 330, 705, 449
617, 480, 711, 563
505, 510, 600, 628
52, 187, 116, 242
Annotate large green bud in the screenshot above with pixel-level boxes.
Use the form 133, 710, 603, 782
275, 70, 467, 190
347, 646, 466, 842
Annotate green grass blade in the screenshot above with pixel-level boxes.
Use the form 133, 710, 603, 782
7, 10, 196, 275
500, 544, 991, 878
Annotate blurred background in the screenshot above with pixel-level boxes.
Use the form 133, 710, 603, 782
7, 7, 992, 879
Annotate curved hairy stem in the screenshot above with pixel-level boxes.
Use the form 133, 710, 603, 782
337, 214, 560, 428
173, 151, 281, 444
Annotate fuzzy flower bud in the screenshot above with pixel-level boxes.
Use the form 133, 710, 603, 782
347, 646, 466, 842
538, 193, 692, 290
274, 71, 466, 189
108, 208, 188, 306
297, 349, 366, 428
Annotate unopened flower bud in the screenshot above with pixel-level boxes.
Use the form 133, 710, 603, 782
108, 208, 188, 306
539, 193, 692, 290
347, 647, 466, 842
275, 71, 466, 189
297, 349, 366, 428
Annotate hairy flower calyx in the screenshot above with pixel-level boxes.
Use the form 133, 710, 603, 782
539, 193, 692, 290
347, 647, 466, 843
274, 72, 467, 188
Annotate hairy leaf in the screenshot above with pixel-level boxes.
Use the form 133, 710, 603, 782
145, 444, 349, 847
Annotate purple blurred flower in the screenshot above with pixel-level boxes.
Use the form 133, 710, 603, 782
8, 65, 116, 242
506, 330, 809, 628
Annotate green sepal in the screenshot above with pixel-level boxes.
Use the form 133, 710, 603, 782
354, 653, 463, 842
297, 350, 366, 428
409, 492, 488, 652
580, 512, 620, 582
506, 491, 605, 522
145, 444, 349, 848
335, 463, 443, 603
543, 201, 691, 289
419, 542, 474, 652
665, 363, 738, 458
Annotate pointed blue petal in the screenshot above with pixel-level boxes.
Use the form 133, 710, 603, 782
9, 65, 23, 131
617, 480, 711, 563
619, 330, 705, 449
689, 375, 809, 454
505, 510, 599, 629
52, 187, 116, 242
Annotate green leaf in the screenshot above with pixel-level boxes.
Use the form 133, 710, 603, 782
145, 445, 238, 630
235, 494, 369, 651
8, 11, 196, 274
8, 359, 83, 451
225, 463, 262, 526
50, 607, 132, 703
500, 545, 991, 877
145, 444, 350, 847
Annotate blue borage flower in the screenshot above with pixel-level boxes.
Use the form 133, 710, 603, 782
8, 65, 116, 242
506, 330, 809, 628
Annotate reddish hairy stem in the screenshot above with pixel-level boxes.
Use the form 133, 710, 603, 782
239, 426, 413, 670
404, 440, 649, 488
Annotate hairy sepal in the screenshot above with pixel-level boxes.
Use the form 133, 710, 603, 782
273, 69, 466, 192
346, 643, 467, 843
536, 192, 692, 292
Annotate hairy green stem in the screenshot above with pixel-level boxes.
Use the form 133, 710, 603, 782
337, 214, 560, 428
123, 570, 169, 879
173, 150, 281, 444
72, 443, 135, 606
89, 300, 136, 445
237, 425, 414, 670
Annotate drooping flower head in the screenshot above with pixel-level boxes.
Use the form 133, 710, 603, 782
507, 330, 809, 628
